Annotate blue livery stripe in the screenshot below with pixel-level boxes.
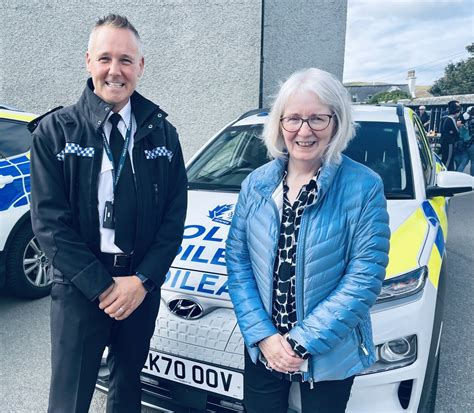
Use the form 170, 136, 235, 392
0, 179, 28, 211
14, 195, 28, 207
422, 201, 445, 256
0, 155, 29, 166
17, 162, 30, 174
0, 165, 22, 177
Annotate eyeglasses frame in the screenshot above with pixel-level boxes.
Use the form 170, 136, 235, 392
280, 113, 336, 132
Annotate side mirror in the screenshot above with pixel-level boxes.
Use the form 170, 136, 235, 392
426, 171, 474, 198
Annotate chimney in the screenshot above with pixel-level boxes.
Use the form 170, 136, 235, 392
407, 70, 416, 98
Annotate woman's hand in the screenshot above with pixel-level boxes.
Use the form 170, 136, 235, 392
258, 333, 304, 373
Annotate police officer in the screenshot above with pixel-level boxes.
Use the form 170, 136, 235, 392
30, 14, 187, 413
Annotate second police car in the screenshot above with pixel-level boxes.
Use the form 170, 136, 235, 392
0, 108, 52, 298
96, 104, 473, 412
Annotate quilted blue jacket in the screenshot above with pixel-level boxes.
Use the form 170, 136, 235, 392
226, 155, 390, 382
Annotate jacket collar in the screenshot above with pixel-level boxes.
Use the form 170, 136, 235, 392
81, 78, 168, 140
254, 156, 344, 203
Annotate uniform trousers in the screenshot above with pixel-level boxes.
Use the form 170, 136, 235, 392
244, 349, 355, 413
48, 264, 160, 413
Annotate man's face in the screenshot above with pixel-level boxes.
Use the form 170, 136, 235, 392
86, 26, 144, 112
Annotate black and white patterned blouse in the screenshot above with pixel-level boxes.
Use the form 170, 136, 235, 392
267, 170, 319, 381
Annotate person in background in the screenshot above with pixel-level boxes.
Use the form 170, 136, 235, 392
29, 14, 187, 413
452, 102, 469, 172
417, 105, 430, 131
440, 100, 462, 171
226, 68, 390, 413
464, 106, 474, 176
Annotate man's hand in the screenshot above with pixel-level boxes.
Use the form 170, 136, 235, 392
98, 276, 147, 320
258, 333, 304, 373
98, 283, 115, 302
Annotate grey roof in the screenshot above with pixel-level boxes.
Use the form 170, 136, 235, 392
410, 94, 474, 105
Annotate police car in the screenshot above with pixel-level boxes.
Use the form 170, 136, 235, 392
0, 108, 52, 298
97, 104, 473, 412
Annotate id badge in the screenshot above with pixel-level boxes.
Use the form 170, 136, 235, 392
103, 201, 115, 229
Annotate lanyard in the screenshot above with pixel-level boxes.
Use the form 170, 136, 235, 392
102, 113, 133, 194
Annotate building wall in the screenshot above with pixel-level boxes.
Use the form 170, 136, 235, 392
262, 0, 347, 107
0, 0, 346, 160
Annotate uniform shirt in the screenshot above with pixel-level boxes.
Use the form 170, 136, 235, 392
97, 100, 137, 253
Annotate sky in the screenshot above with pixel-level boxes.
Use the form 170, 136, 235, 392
343, 0, 474, 86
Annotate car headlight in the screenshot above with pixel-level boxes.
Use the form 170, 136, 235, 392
359, 335, 417, 375
377, 266, 428, 303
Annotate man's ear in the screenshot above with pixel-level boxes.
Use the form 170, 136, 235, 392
138, 56, 145, 78
85, 51, 92, 73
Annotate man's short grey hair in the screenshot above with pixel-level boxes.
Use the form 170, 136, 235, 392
262, 68, 355, 165
88, 14, 143, 56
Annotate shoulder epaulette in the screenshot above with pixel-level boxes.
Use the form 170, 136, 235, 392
27, 106, 64, 133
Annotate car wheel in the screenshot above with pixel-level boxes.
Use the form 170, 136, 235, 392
5, 220, 52, 298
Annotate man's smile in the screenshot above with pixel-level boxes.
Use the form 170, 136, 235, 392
105, 81, 125, 88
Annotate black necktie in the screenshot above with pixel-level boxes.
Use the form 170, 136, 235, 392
108, 113, 137, 254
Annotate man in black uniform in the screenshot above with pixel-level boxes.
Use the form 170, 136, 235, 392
30, 14, 187, 413
440, 100, 461, 171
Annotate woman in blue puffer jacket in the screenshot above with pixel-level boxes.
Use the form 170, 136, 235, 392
226, 68, 390, 413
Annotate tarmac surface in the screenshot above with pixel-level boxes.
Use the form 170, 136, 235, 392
0, 193, 473, 412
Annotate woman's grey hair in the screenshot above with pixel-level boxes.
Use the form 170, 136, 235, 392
262, 68, 355, 165
88, 14, 143, 56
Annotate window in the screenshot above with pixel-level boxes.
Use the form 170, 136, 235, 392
345, 121, 414, 199
187, 125, 268, 191
187, 121, 414, 199
413, 117, 434, 185
0, 120, 32, 158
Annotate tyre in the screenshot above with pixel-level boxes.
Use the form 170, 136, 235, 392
5, 220, 52, 299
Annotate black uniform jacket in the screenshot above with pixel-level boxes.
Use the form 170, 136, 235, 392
30, 79, 187, 301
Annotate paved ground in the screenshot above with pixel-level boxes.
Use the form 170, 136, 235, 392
0, 193, 473, 412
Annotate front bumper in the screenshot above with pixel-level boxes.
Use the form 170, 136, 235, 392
97, 371, 246, 413
96, 277, 440, 413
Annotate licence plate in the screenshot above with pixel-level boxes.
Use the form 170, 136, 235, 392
142, 350, 244, 400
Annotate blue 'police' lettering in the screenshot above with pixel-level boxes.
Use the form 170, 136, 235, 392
191, 246, 208, 263
203, 226, 224, 242
180, 271, 194, 290
197, 274, 219, 294
216, 282, 229, 296
210, 248, 226, 266
183, 225, 206, 239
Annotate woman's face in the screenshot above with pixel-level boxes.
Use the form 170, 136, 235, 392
281, 91, 336, 168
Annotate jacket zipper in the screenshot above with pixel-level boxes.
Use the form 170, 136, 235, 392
131, 146, 140, 264
296, 199, 321, 385
356, 324, 369, 356
153, 183, 159, 205
255, 187, 282, 316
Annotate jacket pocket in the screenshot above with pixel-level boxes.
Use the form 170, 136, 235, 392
355, 324, 370, 367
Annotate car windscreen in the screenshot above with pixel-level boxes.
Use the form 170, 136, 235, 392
0, 120, 32, 158
187, 121, 414, 199
187, 125, 269, 191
